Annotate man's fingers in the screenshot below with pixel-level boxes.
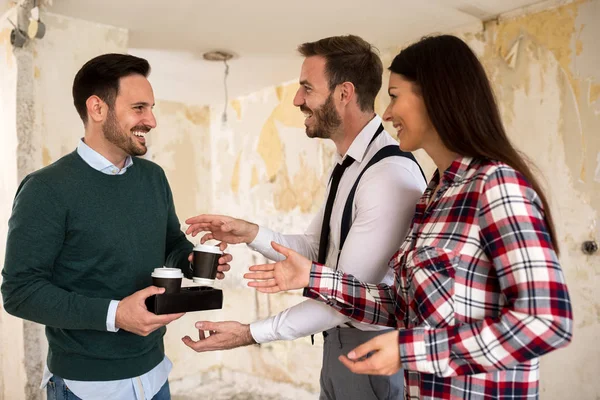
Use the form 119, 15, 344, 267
219, 254, 233, 264
216, 272, 225, 280
195, 321, 219, 331
255, 286, 283, 294
199, 329, 206, 340
185, 214, 222, 225
137, 286, 166, 299
244, 271, 275, 281
181, 335, 205, 352
185, 223, 213, 236
218, 241, 228, 251
149, 312, 185, 326
200, 233, 214, 243
247, 264, 274, 272
217, 264, 231, 273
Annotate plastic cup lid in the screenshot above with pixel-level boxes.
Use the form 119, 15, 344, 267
193, 244, 223, 254
151, 267, 183, 278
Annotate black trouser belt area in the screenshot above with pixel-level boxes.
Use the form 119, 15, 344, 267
323, 323, 356, 338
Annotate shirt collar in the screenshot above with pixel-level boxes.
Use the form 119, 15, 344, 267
431, 155, 474, 186
335, 115, 382, 165
77, 138, 133, 174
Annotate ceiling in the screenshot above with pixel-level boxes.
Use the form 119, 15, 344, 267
4, 0, 545, 105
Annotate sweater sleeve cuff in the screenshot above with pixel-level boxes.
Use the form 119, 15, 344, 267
87, 298, 114, 332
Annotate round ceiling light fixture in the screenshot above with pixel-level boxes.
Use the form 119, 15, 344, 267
202, 50, 235, 62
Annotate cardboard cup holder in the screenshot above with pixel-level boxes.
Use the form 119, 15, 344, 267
145, 286, 223, 315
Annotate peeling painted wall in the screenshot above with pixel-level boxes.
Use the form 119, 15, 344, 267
1, 0, 598, 399
33, 12, 128, 169
0, 7, 27, 400
186, 0, 599, 397
465, 2, 599, 397
0, 9, 130, 400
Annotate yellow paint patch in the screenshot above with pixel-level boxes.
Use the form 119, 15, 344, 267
493, 1, 583, 100
575, 39, 583, 56
0, 28, 14, 68
275, 85, 284, 102
255, 82, 305, 183
272, 83, 305, 128
230, 99, 242, 120
156, 101, 210, 127
0, 28, 10, 44
34, 67, 40, 78
42, 147, 51, 166
253, 81, 327, 210
257, 119, 283, 181
273, 156, 325, 213
590, 83, 600, 104
184, 106, 210, 126
231, 151, 242, 194
250, 165, 259, 188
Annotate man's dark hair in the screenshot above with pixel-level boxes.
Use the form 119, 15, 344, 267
72, 53, 150, 124
297, 35, 382, 112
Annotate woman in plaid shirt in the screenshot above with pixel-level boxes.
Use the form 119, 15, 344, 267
245, 35, 573, 399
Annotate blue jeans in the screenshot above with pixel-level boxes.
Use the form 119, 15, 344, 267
47, 376, 171, 400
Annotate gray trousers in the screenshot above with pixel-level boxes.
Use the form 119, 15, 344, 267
319, 327, 404, 400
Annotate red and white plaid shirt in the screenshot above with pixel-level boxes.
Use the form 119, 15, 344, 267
305, 156, 573, 399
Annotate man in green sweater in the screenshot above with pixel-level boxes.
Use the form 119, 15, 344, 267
1, 53, 232, 400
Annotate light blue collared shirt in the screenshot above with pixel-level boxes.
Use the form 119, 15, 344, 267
41, 139, 171, 400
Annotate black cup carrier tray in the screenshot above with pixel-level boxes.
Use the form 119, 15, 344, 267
146, 286, 223, 315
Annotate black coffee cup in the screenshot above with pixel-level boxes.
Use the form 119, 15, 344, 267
151, 267, 183, 294
192, 244, 223, 287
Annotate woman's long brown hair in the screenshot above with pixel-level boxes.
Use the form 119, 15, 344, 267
389, 35, 559, 254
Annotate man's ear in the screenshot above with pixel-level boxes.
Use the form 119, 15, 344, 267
338, 81, 356, 107
86, 95, 107, 123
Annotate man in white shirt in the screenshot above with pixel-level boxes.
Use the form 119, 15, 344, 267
182, 35, 426, 399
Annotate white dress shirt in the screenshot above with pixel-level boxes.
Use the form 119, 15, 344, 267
249, 116, 427, 343
40, 139, 171, 400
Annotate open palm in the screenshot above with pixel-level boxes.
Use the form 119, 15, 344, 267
244, 242, 312, 293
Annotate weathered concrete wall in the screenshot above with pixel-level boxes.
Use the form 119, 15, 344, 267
0, 9, 129, 399
0, 6, 27, 400
468, 2, 599, 397
182, 1, 599, 398
1, 1, 598, 399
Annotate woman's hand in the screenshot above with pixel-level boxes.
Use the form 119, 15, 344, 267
244, 241, 312, 293
339, 330, 402, 376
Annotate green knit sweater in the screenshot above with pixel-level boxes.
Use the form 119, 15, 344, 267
1, 151, 193, 380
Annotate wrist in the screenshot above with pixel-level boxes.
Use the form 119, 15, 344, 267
114, 301, 123, 329
246, 222, 259, 243
303, 262, 313, 287
243, 324, 257, 345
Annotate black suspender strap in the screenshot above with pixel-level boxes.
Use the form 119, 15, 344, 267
337, 145, 426, 268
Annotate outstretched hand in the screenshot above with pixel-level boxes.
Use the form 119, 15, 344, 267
181, 321, 255, 352
244, 241, 312, 293
185, 214, 258, 245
